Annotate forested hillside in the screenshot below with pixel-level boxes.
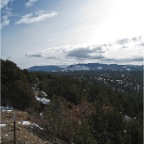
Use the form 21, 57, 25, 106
1, 59, 38, 110
1, 59, 143, 144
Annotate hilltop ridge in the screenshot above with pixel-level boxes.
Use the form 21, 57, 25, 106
28, 63, 143, 72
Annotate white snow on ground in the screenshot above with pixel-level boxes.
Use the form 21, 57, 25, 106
0, 124, 6, 127
41, 98, 50, 104
35, 96, 50, 105
7, 110, 12, 112
41, 91, 48, 96
32, 123, 43, 130
21, 121, 43, 130
0, 106, 13, 111
124, 115, 132, 121
36, 96, 41, 101
22, 121, 31, 126
18, 122, 21, 124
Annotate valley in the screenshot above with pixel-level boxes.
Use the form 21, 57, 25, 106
1, 59, 143, 144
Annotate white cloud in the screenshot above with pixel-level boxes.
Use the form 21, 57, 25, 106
25, 0, 38, 8
25, 35, 143, 63
15, 11, 58, 24
1, 2, 14, 29
1, 16, 10, 28
0, 0, 13, 9
7, 56, 15, 59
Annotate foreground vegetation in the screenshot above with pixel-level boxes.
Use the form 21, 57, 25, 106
1, 59, 143, 144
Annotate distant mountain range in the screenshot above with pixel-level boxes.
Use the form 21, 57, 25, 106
28, 63, 143, 72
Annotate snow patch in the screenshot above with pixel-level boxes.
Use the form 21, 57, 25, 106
124, 115, 131, 121
21, 121, 43, 130
22, 121, 31, 126
18, 122, 21, 125
41, 91, 48, 96
35, 96, 50, 105
32, 123, 43, 130
41, 98, 50, 104
0, 124, 6, 127
68, 65, 90, 71
0, 106, 13, 111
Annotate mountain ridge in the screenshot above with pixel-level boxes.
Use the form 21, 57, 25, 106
28, 63, 143, 72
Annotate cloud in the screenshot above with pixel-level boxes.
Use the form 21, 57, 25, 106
24, 44, 106, 61
0, 0, 13, 9
103, 57, 143, 63
115, 36, 143, 45
22, 35, 143, 67
100, 43, 112, 48
1, 16, 10, 28
132, 36, 143, 42
46, 56, 57, 59
7, 56, 15, 59
64, 38, 143, 62
25, 0, 38, 8
66, 48, 105, 60
67, 48, 93, 59
129, 57, 143, 62
66, 44, 106, 60
26, 53, 43, 58
91, 55, 105, 60
1, 3, 14, 29
116, 38, 129, 45
137, 43, 144, 47
15, 11, 58, 24
114, 36, 144, 50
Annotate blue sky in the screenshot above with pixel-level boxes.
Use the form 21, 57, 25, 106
1, 0, 144, 69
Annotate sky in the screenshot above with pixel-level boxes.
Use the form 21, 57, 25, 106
1, 0, 144, 69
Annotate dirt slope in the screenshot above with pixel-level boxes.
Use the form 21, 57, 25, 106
1, 109, 52, 144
